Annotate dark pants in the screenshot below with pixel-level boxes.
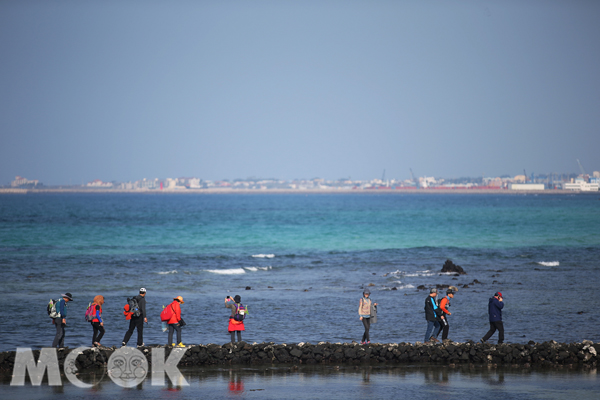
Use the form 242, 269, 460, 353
168, 323, 182, 344
52, 319, 65, 348
437, 317, 449, 340
123, 317, 144, 346
230, 331, 242, 343
361, 317, 371, 342
92, 322, 105, 345
482, 321, 504, 343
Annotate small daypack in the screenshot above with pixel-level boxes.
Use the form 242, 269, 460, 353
126, 297, 141, 318
233, 303, 246, 321
47, 299, 61, 319
85, 303, 96, 322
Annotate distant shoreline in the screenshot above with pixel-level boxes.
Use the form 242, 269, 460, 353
0, 188, 595, 195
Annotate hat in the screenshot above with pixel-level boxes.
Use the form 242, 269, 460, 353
495, 292, 503, 298
430, 288, 438, 294
363, 288, 371, 295
140, 288, 147, 293
173, 296, 184, 304
234, 295, 241, 303
61, 293, 73, 301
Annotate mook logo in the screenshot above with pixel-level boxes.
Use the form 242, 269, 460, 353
10, 346, 189, 388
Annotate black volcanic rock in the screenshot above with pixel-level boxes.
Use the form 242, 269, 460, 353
441, 260, 466, 275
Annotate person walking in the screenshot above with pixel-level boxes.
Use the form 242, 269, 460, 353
437, 289, 455, 341
52, 293, 73, 348
89, 295, 105, 347
166, 296, 185, 347
359, 288, 377, 344
424, 288, 441, 343
225, 295, 246, 344
481, 292, 504, 344
122, 288, 147, 347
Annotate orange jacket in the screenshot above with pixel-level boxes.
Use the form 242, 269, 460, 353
166, 301, 181, 324
439, 296, 451, 315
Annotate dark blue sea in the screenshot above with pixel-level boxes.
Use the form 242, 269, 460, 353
1, 193, 599, 351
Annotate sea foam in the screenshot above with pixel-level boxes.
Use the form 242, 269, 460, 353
537, 261, 560, 267
157, 270, 178, 274
252, 254, 275, 258
206, 268, 246, 275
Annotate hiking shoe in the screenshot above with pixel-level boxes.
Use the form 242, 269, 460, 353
177, 342, 186, 348
430, 337, 439, 343
480, 338, 485, 343
171, 343, 176, 347
367, 341, 370, 344
121, 342, 127, 347
137, 343, 145, 348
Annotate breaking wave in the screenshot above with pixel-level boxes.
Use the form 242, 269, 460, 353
157, 270, 178, 274
252, 254, 275, 258
537, 261, 559, 267
244, 266, 273, 272
206, 268, 246, 275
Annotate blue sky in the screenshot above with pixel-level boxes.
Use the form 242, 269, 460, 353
1, 1, 599, 185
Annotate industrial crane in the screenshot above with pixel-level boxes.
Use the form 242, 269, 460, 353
577, 159, 586, 176
409, 168, 419, 189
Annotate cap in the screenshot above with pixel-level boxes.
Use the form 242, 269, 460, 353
173, 296, 184, 304
430, 288, 438, 294
495, 292, 503, 298
140, 288, 147, 293
363, 288, 371, 295
61, 293, 73, 301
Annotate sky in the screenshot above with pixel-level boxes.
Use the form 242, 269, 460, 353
1, 0, 599, 185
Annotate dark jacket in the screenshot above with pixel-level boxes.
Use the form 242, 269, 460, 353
424, 296, 439, 321
488, 297, 504, 322
135, 294, 147, 319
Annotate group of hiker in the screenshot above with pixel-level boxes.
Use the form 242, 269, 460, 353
358, 288, 505, 345
49, 286, 504, 349
48, 289, 247, 348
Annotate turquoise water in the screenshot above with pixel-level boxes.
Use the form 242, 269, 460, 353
0, 193, 599, 351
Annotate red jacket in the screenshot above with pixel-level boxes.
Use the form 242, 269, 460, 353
167, 301, 181, 324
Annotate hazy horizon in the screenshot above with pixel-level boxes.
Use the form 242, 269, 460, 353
2, 1, 599, 186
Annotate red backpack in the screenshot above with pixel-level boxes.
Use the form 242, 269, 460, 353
160, 304, 175, 321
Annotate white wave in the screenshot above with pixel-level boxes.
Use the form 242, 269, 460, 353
252, 254, 275, 258
537, 261, 559, 267
404, 271, 435, 277
384, 284, 415, 290
397, 284, 415, 289
243, 266, 272, 272
157, 270, 178, 275
206, 268, 246, 275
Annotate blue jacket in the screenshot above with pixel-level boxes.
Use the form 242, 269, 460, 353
488, 297, 504, 322
57, 298, 68, 318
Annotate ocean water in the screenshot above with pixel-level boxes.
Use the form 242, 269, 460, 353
0, 193, 599, 351
2, 365, 599, 400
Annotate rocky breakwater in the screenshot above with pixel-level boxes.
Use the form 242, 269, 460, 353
0, 340, 598, 375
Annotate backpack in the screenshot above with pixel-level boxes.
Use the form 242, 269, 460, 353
126, 297, 141, 318
233, 303, 246, 321
160, 304, 174, 322
85, 303, 96, 322
47, 299, 61, 319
